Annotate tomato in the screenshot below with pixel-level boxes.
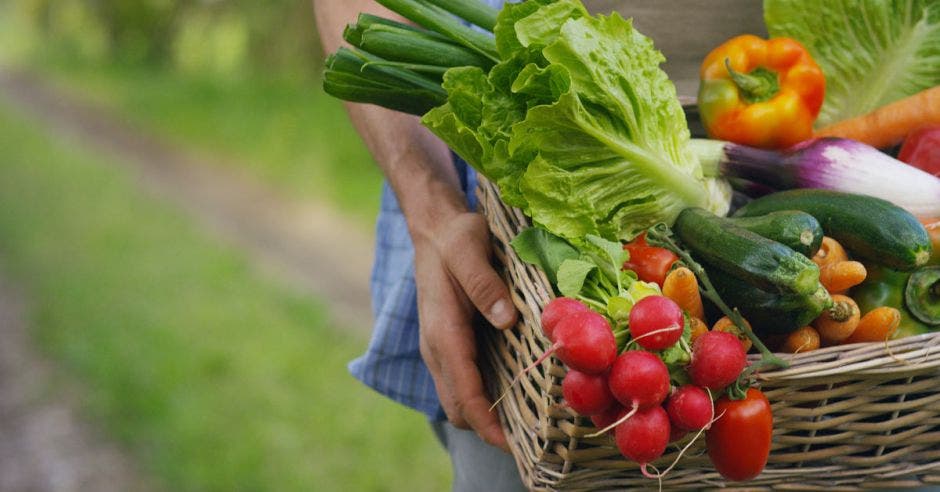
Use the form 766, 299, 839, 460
706, 388, 773, 481
898, 126, 940, 177
623, 233, 678, 286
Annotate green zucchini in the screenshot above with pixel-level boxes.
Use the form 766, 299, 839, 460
733, 190, 932, 271
727, 211, 824, 257
706, 264, 833, 335
674, 208, 822, 295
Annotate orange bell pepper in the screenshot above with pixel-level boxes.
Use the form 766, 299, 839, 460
698, 35, 825, 149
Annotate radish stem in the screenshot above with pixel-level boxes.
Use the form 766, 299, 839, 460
586, 401, 639, 437
646, 224, 788, 372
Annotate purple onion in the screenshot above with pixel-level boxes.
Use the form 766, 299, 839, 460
696, 137, 940, 217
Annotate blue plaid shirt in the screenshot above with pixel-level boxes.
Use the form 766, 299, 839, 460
348, 0, 506, 421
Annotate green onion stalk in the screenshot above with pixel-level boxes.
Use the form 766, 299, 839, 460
322, 0, 499, 115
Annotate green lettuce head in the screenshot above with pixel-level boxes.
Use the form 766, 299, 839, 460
422, 0, 730, 242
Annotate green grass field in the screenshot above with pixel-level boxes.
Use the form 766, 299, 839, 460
38, 62, 384, 225
0, 100, 450, 491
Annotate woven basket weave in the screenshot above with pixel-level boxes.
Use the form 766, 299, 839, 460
476, 176, 940, 490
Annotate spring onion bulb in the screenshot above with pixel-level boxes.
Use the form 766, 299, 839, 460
694, 137, 940, 217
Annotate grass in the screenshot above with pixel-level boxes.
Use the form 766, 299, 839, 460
36, 61, 384, 225
0, 100, 450, 491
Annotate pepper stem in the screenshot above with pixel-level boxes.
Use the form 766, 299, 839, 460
725, 58, 780, 104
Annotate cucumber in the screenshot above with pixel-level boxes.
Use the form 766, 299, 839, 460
728, 211, 824, 257
674, 208, 822, 295
733, 190, 932, 271
706, 264, 833, 335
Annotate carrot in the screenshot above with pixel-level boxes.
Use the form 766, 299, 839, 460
689, 316, 709, 344
662, 266, 705, 320
780, 326, 820, 353
712, 316, 753, 353
818, 261, 867, 294
844, 307, 901, 344
813, 295, 861, 344
812, 236, 848, 269
815, 86, 940, 149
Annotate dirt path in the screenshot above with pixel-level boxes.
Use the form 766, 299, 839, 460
0, 69, 378, 491
0, 272, 155, 492
0, 69, 376, 333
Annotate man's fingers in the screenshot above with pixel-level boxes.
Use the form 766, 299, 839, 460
440, 349, 509, 451
443, 215, 518, 330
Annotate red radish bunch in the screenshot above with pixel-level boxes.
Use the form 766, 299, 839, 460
539, 296, 752, 479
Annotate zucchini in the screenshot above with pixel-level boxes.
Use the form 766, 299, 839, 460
728, 211, 824, 257
706, 264, 833, 335
733, 189, 932, 271
674, 208, 822, 295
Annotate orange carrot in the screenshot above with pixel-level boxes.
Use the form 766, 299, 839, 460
844, 307, 901, 344
812, 236, 848, 269
780, 326, 820, 353
815, 86, 940, 149
689, 316, 709, 344
819, 261, 867, 294
662, 266, 705, 320
712, 316, 753, 353
813, 295, 860, 344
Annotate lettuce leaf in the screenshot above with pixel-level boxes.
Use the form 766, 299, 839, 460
765, 0, 940, 127
423, 0, 730, 241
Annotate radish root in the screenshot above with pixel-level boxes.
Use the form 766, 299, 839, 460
640, 409, 727, 482
490, 341, 561, 411
585, 401, 639, 437
625, 324, 683, 351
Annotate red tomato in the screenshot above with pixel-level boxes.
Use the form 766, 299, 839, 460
706, 388, 773, 481
898, 126, 940, 177
623, 233, 678, 286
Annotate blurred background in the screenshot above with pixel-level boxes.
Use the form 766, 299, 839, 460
0, 1, 450, 490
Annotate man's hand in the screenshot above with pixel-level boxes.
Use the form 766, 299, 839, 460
414, 211, 518, 451
311, 0, 518, 451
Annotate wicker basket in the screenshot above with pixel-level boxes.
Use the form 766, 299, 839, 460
476, 176, 940, 490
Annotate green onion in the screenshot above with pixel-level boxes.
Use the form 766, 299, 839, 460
349, 24, 494, 69
422, 0, 499, 31
323, 48, 447, 115
351, 13, 452, 43
373, 0, 499, 62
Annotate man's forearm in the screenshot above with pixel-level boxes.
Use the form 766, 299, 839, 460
312, 0, 466, 239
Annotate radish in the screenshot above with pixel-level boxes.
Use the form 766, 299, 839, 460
540, 297, 589, 340
562, 369, 615, 416
666, 385, 714, 431
548, 310, 617, 374
628, 295, 684, 350
608, 350, 671, 409
615, 405, 671, 474
688, 331, 747, 390
586, 350, 671, 437
590, 404, 624, 429
669, 425, 689, 443
492, 309, 617, 411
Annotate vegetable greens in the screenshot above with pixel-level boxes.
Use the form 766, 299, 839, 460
765, 0, 940, 127
423, 0, 731, 242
